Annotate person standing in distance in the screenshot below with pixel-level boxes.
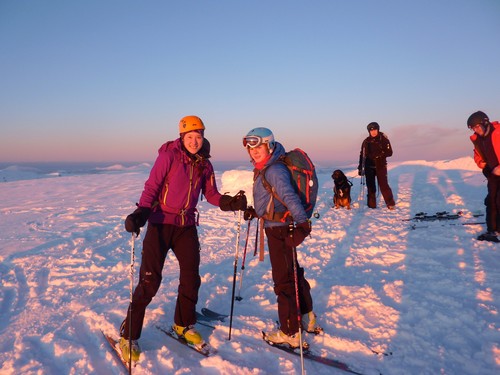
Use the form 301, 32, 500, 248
357, 122, 396, 209
468, 110, 500, 242
120, 115, 247, 361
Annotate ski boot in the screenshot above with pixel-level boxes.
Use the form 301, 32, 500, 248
477, 232, 499, 242
119, 337, 141, 362
172, 324, 209, 353
302, 311, 323, 334
264, 329, 309, 349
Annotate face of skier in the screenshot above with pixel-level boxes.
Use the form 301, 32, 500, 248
182, 131, 203, 154
248, 144, 270, 163
369, 128, 379, 137
470, 123, 486, 137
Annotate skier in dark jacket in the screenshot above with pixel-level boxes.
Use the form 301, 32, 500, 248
242, 127, 321, 349
357, 122, 396, 209
468, 110, 500, 242
120, 115, 247, 361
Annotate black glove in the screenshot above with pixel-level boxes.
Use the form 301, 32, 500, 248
244, 206, 257, 221
357, 167, 364, 176
124, 207, 151, 235
483, 166, 492, 178
285, 221, 312, 248
219, 191, 247, 211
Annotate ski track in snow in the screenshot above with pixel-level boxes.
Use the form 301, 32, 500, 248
0, 159, 499, 374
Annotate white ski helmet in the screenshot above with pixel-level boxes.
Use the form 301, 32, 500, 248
242, 127, 275, 152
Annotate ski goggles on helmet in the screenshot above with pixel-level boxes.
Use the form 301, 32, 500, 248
242, 135, 264, 148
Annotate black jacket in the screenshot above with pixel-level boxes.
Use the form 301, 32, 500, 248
358, 132, 393, 171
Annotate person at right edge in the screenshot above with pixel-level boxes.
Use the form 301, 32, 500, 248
357, 122, 396, 210
242, 127, 322, 349
468, 110, 500, 242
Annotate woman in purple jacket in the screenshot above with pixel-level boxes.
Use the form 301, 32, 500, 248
120, 115, 246, 360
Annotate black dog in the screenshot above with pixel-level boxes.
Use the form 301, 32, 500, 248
331, 169, 353, 209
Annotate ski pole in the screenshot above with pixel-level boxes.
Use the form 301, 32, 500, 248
289, 224, 305, 375
358, 175, 365, 208
128, 233, 136, 374
236, 219, 252, 301
358, 143, 366, 209
228, 210, 242, 340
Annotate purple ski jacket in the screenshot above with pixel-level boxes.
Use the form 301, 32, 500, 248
138, 138, 222, 226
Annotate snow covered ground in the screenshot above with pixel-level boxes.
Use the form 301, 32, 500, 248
0, 157, 498, 375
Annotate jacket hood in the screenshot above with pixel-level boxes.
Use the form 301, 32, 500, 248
266, 142, 285, 166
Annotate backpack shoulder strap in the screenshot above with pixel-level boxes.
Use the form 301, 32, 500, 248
258, 160, 292, 222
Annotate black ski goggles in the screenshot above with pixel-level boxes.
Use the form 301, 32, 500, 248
242, 135, 264, 149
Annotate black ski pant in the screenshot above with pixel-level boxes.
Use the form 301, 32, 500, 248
121, 223, 201, 340
485, 175, 500, 232
365, 165, 395, 208
265, 225, 313, 336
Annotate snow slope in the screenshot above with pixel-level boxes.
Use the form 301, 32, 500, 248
0, 157, 498, 375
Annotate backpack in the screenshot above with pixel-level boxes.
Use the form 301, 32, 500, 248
260, 148, 318, 221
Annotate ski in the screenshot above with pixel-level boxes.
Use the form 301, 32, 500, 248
194, 308, 228, 328
101, 330, 134, 372
201, 307, 228, 321
403, 211, 463, 222
307, 324, 392, 357
196, 311, 215, 322
262, 331, 364, 374
156, 325, 215, 357
195, 313, 217, 329
410, 221, 485, 230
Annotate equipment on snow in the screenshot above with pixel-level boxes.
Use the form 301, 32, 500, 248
101, 330, 136, 372
260, 148, 319, 220
410, 221, 485, 230
403, 211, 483, 222
127, 234, 136, 373
236, 219, 252, 301
301, 312, 324, 335
358, 144, 366, 208
200, 307, 228, 320
156, 325, 214, 356
261, 331, 364, 374
195, 308, 228, 329
289, 225, 305, 375
228, 210, 242, 340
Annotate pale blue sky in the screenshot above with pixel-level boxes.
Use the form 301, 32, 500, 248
1, 0, 499, 166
